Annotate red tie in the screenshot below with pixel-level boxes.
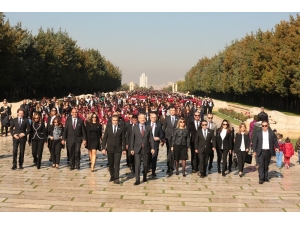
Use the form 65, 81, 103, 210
73, 119, 76, 129
141, 125, 144, 137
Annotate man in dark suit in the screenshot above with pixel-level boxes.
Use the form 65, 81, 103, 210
125, 115, 138, 173
130, 113, 155, 185
10, 108, 31, 170
195, 120, 216, 178
20, 99, 30, 119
258, 106, 269, 123
162, 106, 179, 173
102, 115, 126, 184
206, 113, 218, 171
188, 111, 201, 173
253, 121, 279, 184
62, 108, 86, 170
47, 107, 59, 162
147, 113, 164, 178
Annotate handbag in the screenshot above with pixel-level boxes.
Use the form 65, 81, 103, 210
1, 115, 9, 126
168, 150, 174, 167
233, 154, 238, 168
245, 153, 252, 164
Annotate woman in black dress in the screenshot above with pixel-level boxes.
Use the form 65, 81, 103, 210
28, 113, 47, 169
86, 113, 102, 172
0, 99, 11, 137
171, 117, 190, 177
216, 119, 233, 177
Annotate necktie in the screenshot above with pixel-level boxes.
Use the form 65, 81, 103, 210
19, 118, 22, 127
114, 125, 117, 135
141, 125, 144, 137
204, 130, 207, 139
171, 117, 175, 126
196, 121, 199, 130
209, 122, 211, 129
151, 123, 155, 135
73, 119, 76, 129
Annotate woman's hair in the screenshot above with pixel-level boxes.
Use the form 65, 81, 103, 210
32, 113, 42, 123
88, 112, 99, 124
238, 122, 249, 135
285, 137, 291, 143
219, 119, 231, 134
52, 116, 63, 127
176, 117, 186, 128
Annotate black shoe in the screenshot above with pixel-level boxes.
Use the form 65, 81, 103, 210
176, 171, 179, 175
77, 166, 80, 170
19, 166, 23, 170
37, 167, 41, 169
114, 180, 120, 184
265, 178, 270, 182
109, 177, 114, 182
11, 166, 16, 170
192, 170, 197, 173
67, 158, 70, 162
218, 170, 221, 174
208, 168, 211, 171
239, 174, 242, 177
166, 169, 170, 174
143, 178, 148, 182
200, 175, 205, 178
183, 174, 186, 177
49, 158, 52, 162
222, 172, 226, 177
259, 180, 264, 184
134, 181, 140, 185
69, 167, 74, 171
152, 173, 157, 177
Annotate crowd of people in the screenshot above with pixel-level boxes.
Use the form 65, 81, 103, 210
0, 90, 298, 185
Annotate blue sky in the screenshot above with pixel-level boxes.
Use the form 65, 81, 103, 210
3, 12, 299, 87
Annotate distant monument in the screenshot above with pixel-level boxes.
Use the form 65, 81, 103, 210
171, 82, 178, 92
129, 82, 134, 91
139, 73, 148, 88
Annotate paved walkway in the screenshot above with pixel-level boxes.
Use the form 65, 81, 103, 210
0, 126, 300, 212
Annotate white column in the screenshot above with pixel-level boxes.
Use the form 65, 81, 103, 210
172, 83, 175, 92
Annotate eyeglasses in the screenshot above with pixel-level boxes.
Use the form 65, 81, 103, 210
194, 115, 200, 117
54, 122, 58, 124
202, 124, 208, 126
207, 117, 213, 119
222, 123, 228, 125
179, 121, 185, 123
262, 125, 268, 127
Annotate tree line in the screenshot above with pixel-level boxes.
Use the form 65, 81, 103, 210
0, 13, 122, 100
183, 14, 300, 112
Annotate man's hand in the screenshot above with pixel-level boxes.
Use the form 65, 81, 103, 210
13, 134, 19, 139
275, 148, 279, 152
151, 149, 155, 155
19, 133, 25, 138
50, 136, 54, 140
171, 147, 173, 151
246, 148, 249, 152
102, 149, 106, 155
82, 140, 86, 146
61, 140, 65, 145
131, 150, 134, 155
187, 148, 190, 151
126, 145, 128, 150
229, 150, 232, 154
253, 152, 256, 157
195, 149, 198, 153
122, 151, 126, 155
212, 148, 216, 151
154, 137, 160, 141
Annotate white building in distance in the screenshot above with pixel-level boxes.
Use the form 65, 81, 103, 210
139, 73, 148, 88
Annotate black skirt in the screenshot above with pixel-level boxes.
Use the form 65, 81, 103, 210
173, 144, 188, 161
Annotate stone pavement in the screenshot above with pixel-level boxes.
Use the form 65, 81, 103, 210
0, 132, 300, 212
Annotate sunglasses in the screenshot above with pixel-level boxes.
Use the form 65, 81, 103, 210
194, 115, 200, 117
207, 117, 213, 119
262, 125, 268, 127
179, 121, 185, 123
222, 123, 228, 125
202, 124, 208, 126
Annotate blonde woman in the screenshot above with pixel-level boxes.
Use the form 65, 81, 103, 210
233, 122, 250, 177
171, 117, 190, 177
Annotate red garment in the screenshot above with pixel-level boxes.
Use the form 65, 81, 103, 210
278, 142, 285, 152
284, 156, 291, 166
283, 143, 294, 157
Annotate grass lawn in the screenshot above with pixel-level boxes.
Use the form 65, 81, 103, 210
213, 111, 242, 126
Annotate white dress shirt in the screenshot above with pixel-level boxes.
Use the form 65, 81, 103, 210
262, 130, 270, 149
220, 129, 227, 149
240, 132, 245, 151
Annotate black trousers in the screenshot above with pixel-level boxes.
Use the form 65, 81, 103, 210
51, 140, 62, 165
237, 151, 247, 172
12, 138, 26, 167
258, 150, 271, 181
208, 149, 214, 169
134, 147, 148, 182
165, 138, 173, 170
225, 151, 233, 171
1, 123, 8, 135
128, 151, 135, 171
31, 140, 44, 168
151, 149, 159, 175
68, 142, 81, 168
190, 142, 199, 171
107, 152, 122, 180
198, 151, 210, 176
217, 149, 229, 172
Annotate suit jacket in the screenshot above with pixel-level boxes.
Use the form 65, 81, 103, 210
207, 121, 217, 136
147, 121, 165, 151
188, 120, 201, 143
252, 130, 278, 156
233, 133, 250, 153
63, 117, 86, 145
10, 117, 31, 141
130, 123, 155, 153
195, 128, 216, 154
162, 115, 179, 140
102, 124, 126, 153
86, 122, 102, 150
216, 128, 233, 150
29, 121, 47, 143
